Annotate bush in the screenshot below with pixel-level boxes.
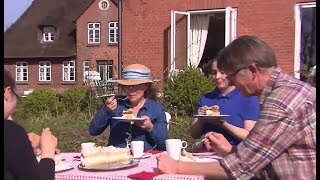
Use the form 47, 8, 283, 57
163, 66, 214, 116
60, 86, 99, 115
16, 88, 62, 119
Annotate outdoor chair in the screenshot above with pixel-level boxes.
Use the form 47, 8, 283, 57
165, 112, 172, 130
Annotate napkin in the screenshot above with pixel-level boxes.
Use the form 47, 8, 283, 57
128, 171, 160, 180
145, 150, 162, 155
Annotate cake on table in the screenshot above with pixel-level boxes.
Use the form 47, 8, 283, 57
80, 145, 131, 168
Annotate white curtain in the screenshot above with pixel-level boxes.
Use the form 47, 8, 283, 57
189, 14, 210, 67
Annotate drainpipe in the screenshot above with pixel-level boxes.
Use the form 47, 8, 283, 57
118, 0, 122, 79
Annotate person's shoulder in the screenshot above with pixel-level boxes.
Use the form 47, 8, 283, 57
200, 89, 217, 99
233, 89, 259, 102
4, 120, 25, 132
147, 98, 164, 108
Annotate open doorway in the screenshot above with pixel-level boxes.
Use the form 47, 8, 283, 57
198, 12, 225, 74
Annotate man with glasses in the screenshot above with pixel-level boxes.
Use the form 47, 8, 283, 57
157, 35, 316, 179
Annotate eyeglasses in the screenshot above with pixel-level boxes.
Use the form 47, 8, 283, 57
225, 67, 247, 81
11, 89, 21, 100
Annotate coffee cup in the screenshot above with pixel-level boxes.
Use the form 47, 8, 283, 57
130, 141, 144, 158
165, 139, 188, 160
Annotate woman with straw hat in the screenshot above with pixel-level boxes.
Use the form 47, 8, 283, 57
89, 64, 169, 151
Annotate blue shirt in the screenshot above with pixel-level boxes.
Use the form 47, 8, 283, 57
194, 88, 260, 145
89, 98, 169, 151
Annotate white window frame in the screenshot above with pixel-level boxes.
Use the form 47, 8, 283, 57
294, 2, 316, 79
88, 23, 100, 44
39, 61, 51, 81
83, 60, 90, 81
43, 26, 55, 42
97, 61, 113, 81
15, 62, 28, 82
170, 7, 237, 72
62, 60, 76, 81
108, 22, 118, 43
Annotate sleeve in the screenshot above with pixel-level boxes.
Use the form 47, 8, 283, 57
4, 122, 55, 180
147, 104, 169, 151
241, 96, 260, 121
89, 105, 113, 135
220, 95, 302, 179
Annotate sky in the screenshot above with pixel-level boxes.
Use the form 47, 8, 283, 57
4, 0, 33, 31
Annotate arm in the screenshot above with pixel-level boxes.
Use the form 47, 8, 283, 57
220, 96, 260, 140
89, 105, 112, 135
157, 154, 231, 179
190, 118, 204, 139
146, 109, 169, 151
220, 120, 256, 140
4, 121, 55, 180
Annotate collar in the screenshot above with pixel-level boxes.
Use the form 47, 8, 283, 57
259, 68, 282, 104
214, 88, 239, 99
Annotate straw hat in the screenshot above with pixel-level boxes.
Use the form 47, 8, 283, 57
116, 64, 154, 86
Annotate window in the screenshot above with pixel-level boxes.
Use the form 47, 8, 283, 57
83, 60, 90, 81
16, 62, 28, 81
99, 0, 109, 10
109, 22, 118, 43
39, 61, 51, 81
43, 26, 56, 42
88, 23, 100, 44
62, 61, 75, 81
97, 61, 113, 81
294, 2, 316, 82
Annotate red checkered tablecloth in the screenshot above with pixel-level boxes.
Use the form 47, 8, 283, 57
55, 152, 206, 180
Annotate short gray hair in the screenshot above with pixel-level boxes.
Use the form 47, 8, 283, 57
217, 35, 277, 71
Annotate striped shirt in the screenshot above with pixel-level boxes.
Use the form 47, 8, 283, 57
220, 68, 316, 179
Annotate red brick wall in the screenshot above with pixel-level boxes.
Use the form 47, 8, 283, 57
122, 0, 313, 90
4, 57, 76, 95
76, 0, 119, 84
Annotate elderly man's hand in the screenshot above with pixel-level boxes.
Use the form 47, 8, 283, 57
105, 95, 117, 112
157, 153, 179, 174
204, 132, 233, 157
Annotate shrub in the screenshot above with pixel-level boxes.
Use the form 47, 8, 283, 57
60, 86, 99, 115
163, 66, 214, 116
16, 88, 62, 119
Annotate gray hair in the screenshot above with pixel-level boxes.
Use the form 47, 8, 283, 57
217, 35, 277, 71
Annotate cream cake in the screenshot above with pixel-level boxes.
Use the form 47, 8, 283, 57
205, 105, 220, 115
80, 145, 131, 168
122, 108, 135, 119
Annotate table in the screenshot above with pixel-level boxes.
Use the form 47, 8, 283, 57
55, 152, 219, 180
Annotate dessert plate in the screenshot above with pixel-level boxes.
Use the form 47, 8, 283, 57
193, 115, 229, 119
55, 162, 74, 173
112, 117, 145, 121
191, 152, 217, 156
78, 159, 139, 171
196, 157, 220, 163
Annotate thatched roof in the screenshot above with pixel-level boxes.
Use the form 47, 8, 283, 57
4, 0, 94, 58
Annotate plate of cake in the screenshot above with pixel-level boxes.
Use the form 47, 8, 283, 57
193, 105, 229, 119
37, 154, 74, 173
112, 108, 145, 121
78, 144, 139, 171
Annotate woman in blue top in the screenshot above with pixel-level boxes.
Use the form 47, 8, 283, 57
89, 64, 169, 151
190, 59, 260, 146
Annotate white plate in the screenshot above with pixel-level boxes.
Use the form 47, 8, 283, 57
55, 162, 74, 173
78, 159, 139, 171
193, 115, 230, 119
132, 152, 152, 159
191, 152, 217, 156
112, 117, 145, 121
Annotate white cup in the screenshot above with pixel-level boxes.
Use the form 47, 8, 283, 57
81, 142, 95, 153
165, 139, 188, 160
130, 141, 144, 158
